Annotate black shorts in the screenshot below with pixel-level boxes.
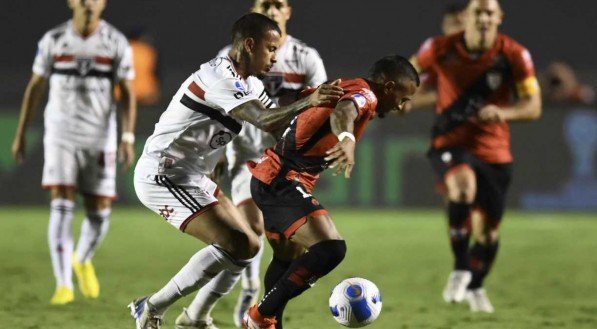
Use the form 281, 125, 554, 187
428, 147, 513, 223
250, 176, 327, 240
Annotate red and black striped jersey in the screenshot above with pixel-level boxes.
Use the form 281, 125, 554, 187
249, 78, 378, 191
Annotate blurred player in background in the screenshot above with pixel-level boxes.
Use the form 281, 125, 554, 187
243, 55, 419, 329
11, 0, 136, 305
410, 2, 467, 109
411, 0, 542, 312
128, 13, 342, 329
184, 0, 328, 327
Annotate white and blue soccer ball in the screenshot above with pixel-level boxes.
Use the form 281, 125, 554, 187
329, 277, 382, 327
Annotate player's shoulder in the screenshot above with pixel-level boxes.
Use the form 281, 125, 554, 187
286, 35, 321, 57
197, 56, 240, 81
418, 33, 458, 58
41, 21, 70, 42
498, 33, 531, 57
341, 78, 377, 105
98, 20, 129, 44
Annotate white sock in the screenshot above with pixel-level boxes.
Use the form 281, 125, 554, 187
75, 208, 111, 263
48, 198, 76, 289
186, 269, 243, 321
148, 245, 248, 314
242, 235, 264, 290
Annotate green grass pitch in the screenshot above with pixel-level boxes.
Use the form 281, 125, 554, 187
1, 207, 596, 328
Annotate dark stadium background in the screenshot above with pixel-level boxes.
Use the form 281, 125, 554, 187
1, 0, 596, 211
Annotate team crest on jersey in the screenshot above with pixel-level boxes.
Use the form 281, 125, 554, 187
263, 72, 284, 95
487, 70, 503, 91
209, 131, 233, 149
76, 57, 93, 76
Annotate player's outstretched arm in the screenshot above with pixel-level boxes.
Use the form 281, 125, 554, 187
229, 80, 343, 132
478, 91, 542, 123
117, 79, 137, 171
12, 73, 47, 163
325, 100, 358, 178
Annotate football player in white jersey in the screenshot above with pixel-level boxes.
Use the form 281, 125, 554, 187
11, 0, 136, 305
128, 13, 342, 329
189, 1, 329, 327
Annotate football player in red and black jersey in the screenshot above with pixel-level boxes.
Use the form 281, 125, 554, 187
242, 55, 419, 329
411, 0, 542, 313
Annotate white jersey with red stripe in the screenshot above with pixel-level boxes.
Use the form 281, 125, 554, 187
219, 35, 327, 162
33, 20, 134, 150
136, 55, 273, 183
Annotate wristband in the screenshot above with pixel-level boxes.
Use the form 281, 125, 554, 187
121, 132, 135, 144
337, 132, 355, 142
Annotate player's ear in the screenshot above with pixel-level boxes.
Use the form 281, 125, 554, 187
384, 80, 396, 95
244, 37, 256, 53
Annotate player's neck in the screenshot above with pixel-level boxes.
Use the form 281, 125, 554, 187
227, 50, 249, 79
72, 15, 101, 38
464, 31, 497, 52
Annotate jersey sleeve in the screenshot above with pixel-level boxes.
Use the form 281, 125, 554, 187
510, 47, 539, 97
32, 33, 53, 77
304, 48, 328, 87
339, 89, 376, 117
205, 77, 261, 113
415, 37, 436, 73
115, 38, 135, 81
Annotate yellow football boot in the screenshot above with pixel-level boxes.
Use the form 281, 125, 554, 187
50, 286, 74, 305
73, 255, 100, 298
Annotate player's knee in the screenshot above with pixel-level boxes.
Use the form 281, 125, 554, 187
310, 239, 347, 273
225, 230, 261, 260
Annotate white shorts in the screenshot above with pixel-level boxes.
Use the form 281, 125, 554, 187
134, 171, 220, 231
42, 142, 116, 198
228, 162, 253, 206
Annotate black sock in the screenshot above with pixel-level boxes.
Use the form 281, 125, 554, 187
468, 241, 499, 289
448, 202, 472, 270
264, 257, 292, 329
258, 240, 347, 317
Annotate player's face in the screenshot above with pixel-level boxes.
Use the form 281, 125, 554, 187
250, 29, 280, 78
378, 79, 418, 117
465, 0, 503, 38
253, 0, 292, 28
68, 0, 106, 20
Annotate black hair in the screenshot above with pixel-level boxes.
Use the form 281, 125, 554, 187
444, 2, 468, 15
231, 13, 281, 45
369, 55, 420, 87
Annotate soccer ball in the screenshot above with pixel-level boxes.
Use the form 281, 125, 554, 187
329, 278, 382, 327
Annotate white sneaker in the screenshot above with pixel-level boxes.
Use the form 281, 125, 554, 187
175, 308, 219, 329
128, 296, 163, 329
442, 270, 472, 303
465, 288, 495, 313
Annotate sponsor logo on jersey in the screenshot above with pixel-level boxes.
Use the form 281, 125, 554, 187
209, 131, 233, 149
352, 93, 367, 108
234, 80, 246, 91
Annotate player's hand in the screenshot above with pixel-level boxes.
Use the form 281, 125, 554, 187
324, 137, 356, 179
118, 141, 135, 171
478, 104, 506, 123
11, 133, 25, 163
307, 79, 344, 107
